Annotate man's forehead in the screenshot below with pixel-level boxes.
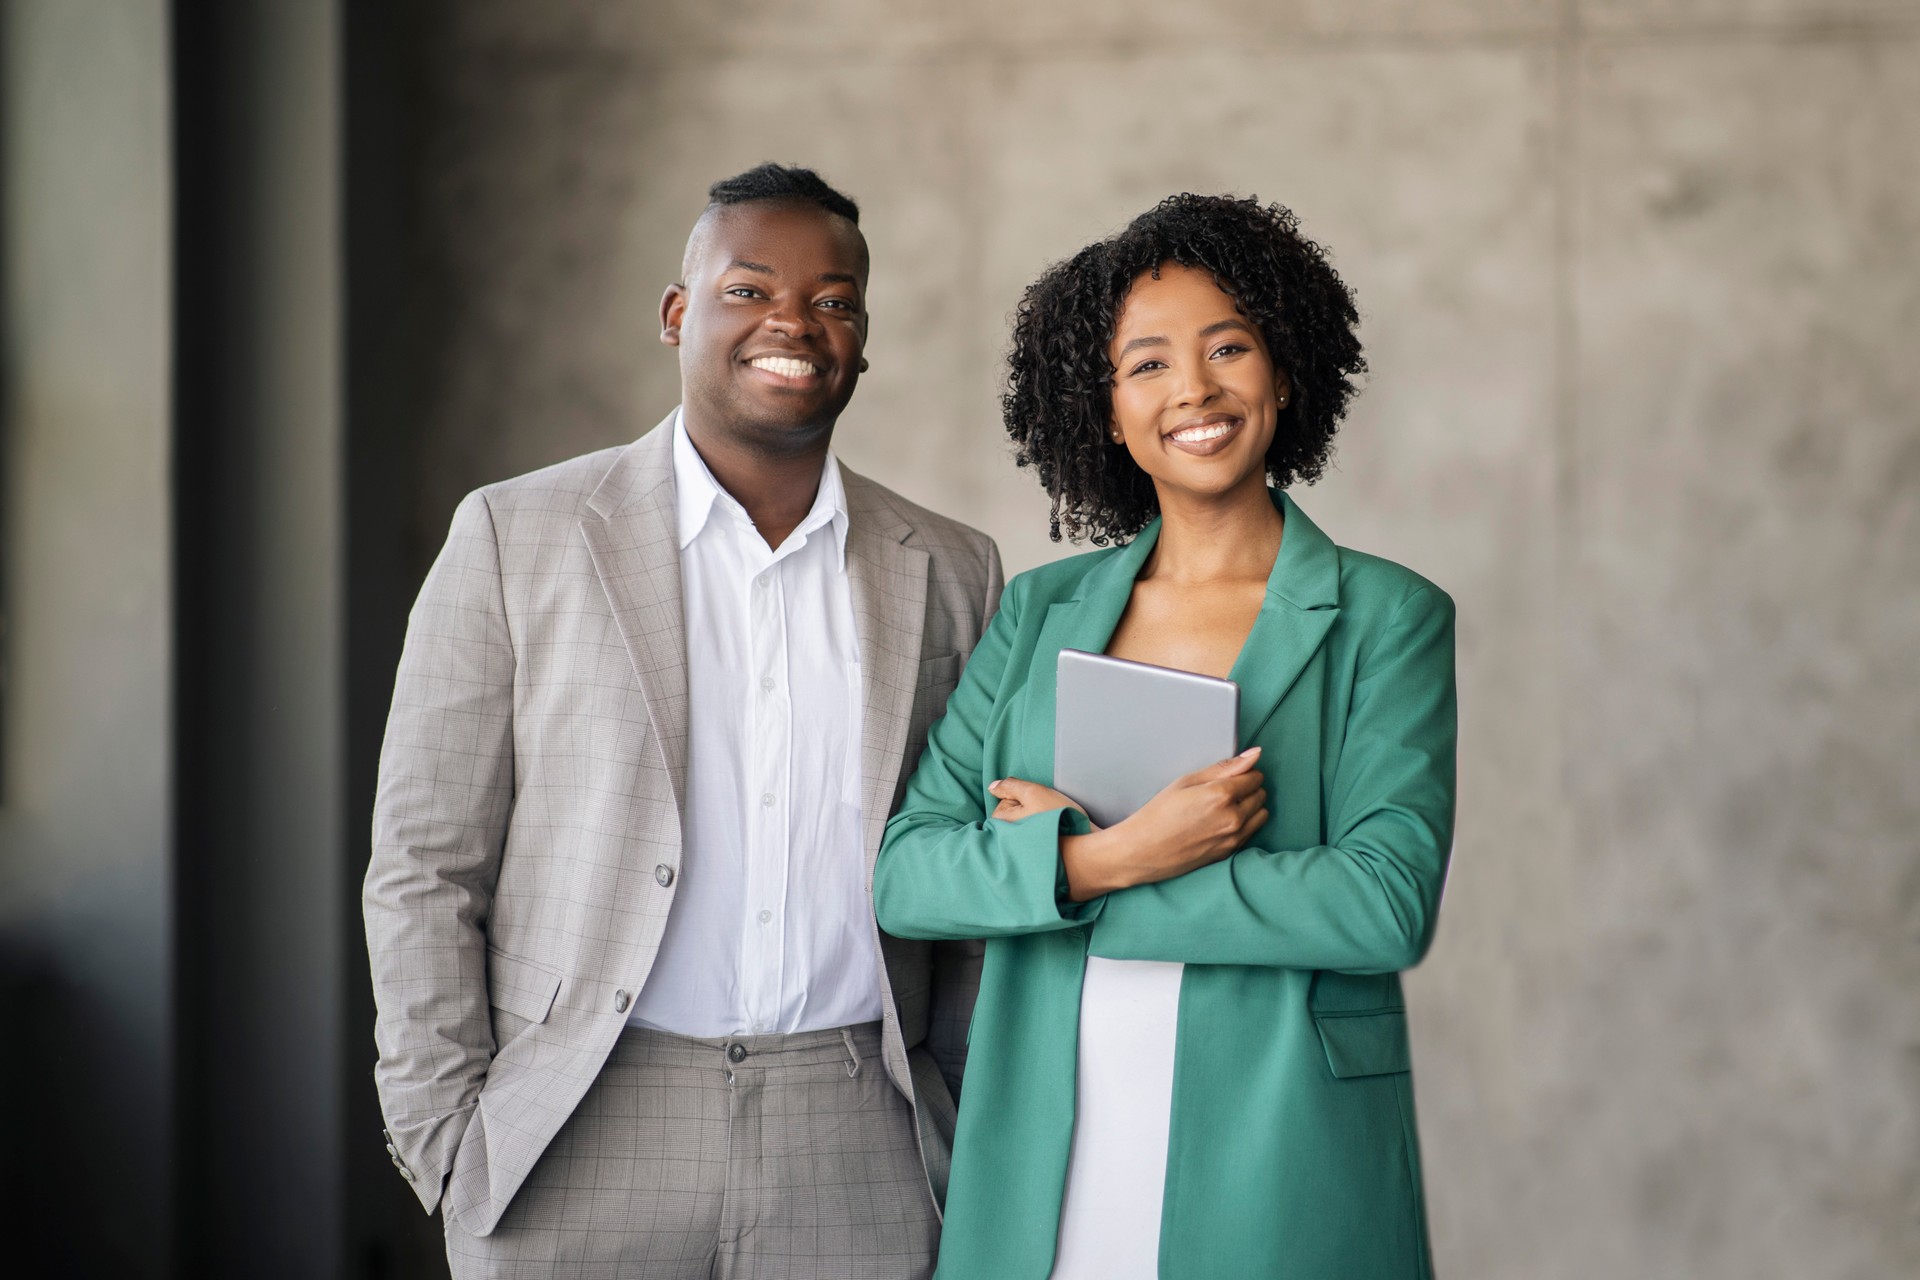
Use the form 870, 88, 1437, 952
682, 200, 869, 281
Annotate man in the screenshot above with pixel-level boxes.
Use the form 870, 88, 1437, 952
365, 163, 998, 1278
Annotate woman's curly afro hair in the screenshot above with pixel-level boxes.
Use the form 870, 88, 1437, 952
1003, 193, 1365, 544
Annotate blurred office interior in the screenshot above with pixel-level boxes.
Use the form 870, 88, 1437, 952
2, 1, 1916, 1276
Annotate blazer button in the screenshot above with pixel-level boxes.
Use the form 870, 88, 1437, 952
613, 989, 631, 1013
398, 1165, 415, 1182
654, 864, 674, 887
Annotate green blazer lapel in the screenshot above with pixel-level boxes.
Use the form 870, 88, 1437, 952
1230, 491, 1341, 746
1018, 523, 1163, 786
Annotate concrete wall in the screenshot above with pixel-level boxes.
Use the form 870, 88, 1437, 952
398, 3, 1920, 1276
0, 1, 172, 1270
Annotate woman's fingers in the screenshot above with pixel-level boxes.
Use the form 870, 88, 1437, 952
1178, 748, 1261, 789
987, 777, 1088, 820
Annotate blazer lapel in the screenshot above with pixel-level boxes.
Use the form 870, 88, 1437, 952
1230, 491, 1341, 745
1017, 524, 1162, 786
842, 470, 931, 869
579, 415, 692, 810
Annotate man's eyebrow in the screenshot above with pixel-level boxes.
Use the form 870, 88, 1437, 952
725, 259, 776, 275
818, 272, 860, 286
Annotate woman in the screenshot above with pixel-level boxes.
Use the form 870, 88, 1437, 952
873, 193, 1456, 1279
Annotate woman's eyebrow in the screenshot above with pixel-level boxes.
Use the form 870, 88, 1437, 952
1200, 318, 1255, 337
1116, 334, 1168, 357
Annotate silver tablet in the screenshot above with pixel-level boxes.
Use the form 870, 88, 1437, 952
1053, 648, 1240, 828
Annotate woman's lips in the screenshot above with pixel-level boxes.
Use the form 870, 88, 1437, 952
1164, 416, 1243, 455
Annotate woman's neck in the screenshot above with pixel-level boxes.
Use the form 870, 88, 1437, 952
1143, 477, 1285, 585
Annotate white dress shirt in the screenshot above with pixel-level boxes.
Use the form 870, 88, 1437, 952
626, 412, 885, 1036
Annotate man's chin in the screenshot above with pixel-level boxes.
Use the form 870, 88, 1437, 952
718, 404, 841, 455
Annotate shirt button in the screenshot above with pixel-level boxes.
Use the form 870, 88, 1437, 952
760, 676, 775, 693
755, 572, 770, 588
760, 792, 774, 808
727, 1043, 747, 1063
655, 863, 674, 887
613, 989, 631, 1013
758, 909, 772, 924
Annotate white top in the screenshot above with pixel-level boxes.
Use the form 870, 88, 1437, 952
625, 411, 885, 1036
1051, 956, 1185, 1279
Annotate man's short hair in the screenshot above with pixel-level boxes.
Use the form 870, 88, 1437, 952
708, 163, 861, 226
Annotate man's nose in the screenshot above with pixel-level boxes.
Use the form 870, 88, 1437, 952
763, 297, 817, 337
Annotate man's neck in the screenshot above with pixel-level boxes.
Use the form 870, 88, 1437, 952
682, 412, 832, 551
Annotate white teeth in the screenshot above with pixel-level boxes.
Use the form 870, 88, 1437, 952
1170, 421, 1235, 443
751, 356, 818, 379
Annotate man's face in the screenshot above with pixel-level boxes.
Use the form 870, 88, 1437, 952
662, 200, 869, 454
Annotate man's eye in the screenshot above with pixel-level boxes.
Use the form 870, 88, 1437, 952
725, 286, 761, 298
818, 298, 853, 311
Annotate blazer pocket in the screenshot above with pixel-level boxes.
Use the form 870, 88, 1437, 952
917, 652, 960, 687
1314, 1008, 1411, 1079
486, 947, 563, 1025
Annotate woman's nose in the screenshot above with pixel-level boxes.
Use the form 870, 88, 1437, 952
1171, 359, 1219, 405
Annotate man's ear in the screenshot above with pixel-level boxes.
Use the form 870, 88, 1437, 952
660, 283, 688, 346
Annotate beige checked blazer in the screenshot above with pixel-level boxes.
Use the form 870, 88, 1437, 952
364, 413, 1000, 1237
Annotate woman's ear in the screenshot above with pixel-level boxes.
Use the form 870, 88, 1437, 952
1275, 368, 1292, 409
1109, 418, 1125, 444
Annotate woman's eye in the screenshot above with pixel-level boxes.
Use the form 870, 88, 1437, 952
1129, 359, 1166, 375
1211, 344, 1247, 359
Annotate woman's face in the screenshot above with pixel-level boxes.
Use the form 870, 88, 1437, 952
1106, 263, 1290, 507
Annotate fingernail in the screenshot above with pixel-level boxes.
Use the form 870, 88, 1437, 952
1238, 747, 1261, 758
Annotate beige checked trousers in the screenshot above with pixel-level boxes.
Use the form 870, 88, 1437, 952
444, 1020, 938, 1279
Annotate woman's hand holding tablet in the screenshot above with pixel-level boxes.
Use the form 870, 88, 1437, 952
987, 749, 1268, 902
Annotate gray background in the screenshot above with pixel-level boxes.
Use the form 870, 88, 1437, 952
404, 3, 1920, 1277
2, 0, 1915, 1276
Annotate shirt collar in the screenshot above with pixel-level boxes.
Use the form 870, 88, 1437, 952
672, 408, 849, 569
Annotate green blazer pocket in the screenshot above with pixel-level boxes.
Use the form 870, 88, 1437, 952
1314, 1007, 1411, 1079
487, 948, 563, 1025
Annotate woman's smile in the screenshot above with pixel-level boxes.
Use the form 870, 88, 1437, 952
1164, 413, 1243, 454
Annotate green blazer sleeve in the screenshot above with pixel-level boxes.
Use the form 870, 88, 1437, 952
1088, 585, 1456, 974
875, 580, 1098, 940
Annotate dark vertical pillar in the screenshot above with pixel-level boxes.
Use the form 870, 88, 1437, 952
342, 2, 451, 1275
172, 2, 346, 1275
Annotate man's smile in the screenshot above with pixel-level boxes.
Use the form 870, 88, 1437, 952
747, 353, 824, 384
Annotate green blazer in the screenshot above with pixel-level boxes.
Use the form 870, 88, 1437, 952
874, 491, 1456, 1279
